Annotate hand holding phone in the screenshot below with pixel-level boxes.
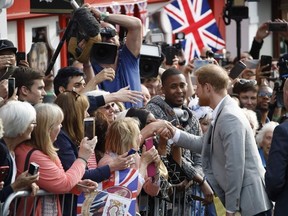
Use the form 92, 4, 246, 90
229, 61, 246, 79
145, 137, 156, 177
268, 22, 288, 32
0, 166, 9, 182
16, 52, 26, 66
84, 117, 95, 140
260, 55, 272, 75
28, 162, 39, 175
8, 77, 15, 98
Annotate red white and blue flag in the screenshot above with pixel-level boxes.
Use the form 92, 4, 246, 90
78, 168, 138, 216
164, 0, 225, 60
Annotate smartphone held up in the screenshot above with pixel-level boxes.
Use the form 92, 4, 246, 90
145, 137, 156, 177
84, 117, 95, 140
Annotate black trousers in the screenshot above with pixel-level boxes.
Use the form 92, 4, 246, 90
254, 209, 272, 216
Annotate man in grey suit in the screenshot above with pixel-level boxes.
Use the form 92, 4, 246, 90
167, 64, 272, 216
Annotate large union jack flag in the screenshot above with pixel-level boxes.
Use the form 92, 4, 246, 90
164, 0, 225, 60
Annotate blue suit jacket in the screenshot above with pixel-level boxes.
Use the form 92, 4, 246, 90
265, 121, 288, 216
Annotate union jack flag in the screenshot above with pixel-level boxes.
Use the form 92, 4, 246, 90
77, 168, 138, 216
164, 0, 225, 60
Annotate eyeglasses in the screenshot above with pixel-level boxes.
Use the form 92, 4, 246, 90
102, 103, 115, 110
30, 121, 37, 126
258, 92, 272, 97
238, 79, 257, 86
64, 90, 80, 101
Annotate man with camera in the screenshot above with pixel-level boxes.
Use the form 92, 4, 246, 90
89, 6, 143, 108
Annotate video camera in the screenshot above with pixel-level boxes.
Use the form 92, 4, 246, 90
140, 44, 162, 78
100, 27, 117, 38
161, 42, 182, 65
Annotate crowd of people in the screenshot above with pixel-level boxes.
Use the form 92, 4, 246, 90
0, 4, 288, 216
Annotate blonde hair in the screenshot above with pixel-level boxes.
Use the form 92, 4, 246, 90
195, 64, 229, 93
105, 117, 140, 155
55, 91, 89, 145
31, 103, 64, 161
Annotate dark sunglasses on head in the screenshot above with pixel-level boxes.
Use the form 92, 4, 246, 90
102, 103, 115, 110
63, 90, 81, 101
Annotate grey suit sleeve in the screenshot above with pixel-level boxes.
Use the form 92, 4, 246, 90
175, 130, 203, 154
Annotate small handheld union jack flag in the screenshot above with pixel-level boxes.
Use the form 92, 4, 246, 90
164, 0, 225, 60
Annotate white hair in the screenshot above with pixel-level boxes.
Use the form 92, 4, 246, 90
255, 121, 279, 148
0, 101, 36, 138
242, 108, 259, 136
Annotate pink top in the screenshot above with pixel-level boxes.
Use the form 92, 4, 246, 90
14, 143, 86, 215
98, 152, 160, 197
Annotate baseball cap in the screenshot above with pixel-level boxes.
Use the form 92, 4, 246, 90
0, 39, 17, 54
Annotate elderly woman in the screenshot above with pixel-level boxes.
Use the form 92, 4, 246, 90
15, 103, 97, 215
0, 101, 39, 202
256, 121, 279, 168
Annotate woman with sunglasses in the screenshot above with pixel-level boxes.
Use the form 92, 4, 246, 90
54, 91, 132, 216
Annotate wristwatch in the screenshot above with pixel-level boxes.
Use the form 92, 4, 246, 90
100, 12, 110, 21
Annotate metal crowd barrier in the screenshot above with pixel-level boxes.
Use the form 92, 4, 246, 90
1, 188, 206, 216
1, 189, 75, 216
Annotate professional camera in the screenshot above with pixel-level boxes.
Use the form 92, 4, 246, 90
161, 43, 183, 65
100, 27, 117, 38
140, 44, 162, 78
90, 42, 118, 64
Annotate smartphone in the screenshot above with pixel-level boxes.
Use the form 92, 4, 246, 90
260, 55, 272, 75
163, 46, 178, 65
242, 59, 259, 69
194, 59, 210, 71
16, 52, 26, 66
28, 162, 39, 175
0, 166, 9, 182
84, 117, 95, 140
268, 22, 288, 32
127, 148, 137, 156
8, 77, 15, 98
145, 137, 156, 177
229, 60, 246, 79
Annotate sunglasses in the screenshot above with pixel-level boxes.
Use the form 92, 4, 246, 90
63, 90, 81, 101
238, 79, 257, 85
258, 92, 272, 97
102, 103, 115, 110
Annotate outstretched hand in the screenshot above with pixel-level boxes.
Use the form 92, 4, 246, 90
112, 86, 143, 104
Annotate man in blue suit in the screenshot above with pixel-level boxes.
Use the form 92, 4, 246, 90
265, 78, 288, 216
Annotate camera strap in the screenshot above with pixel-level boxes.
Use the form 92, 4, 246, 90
24, 148, 37, 172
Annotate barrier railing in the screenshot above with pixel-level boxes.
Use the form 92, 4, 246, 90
1, 190, 75, 216
1, 187, 206, 216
